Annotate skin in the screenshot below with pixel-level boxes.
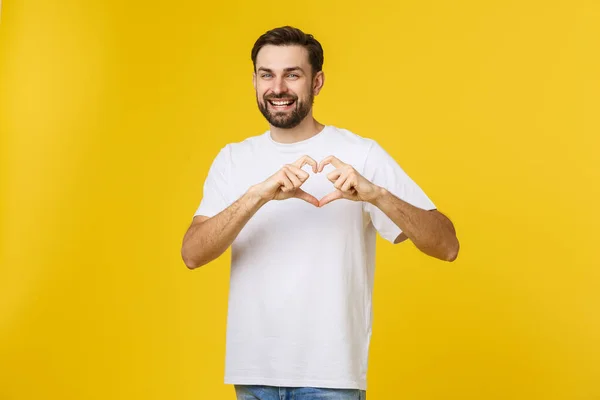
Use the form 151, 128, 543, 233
253, 45, 325, 143
315, 155, 459, 261
181, 45, 459, 269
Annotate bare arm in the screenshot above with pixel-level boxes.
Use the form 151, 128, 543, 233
318, 155, 459, 262
371, 189, 459, 261
181, 191, 267, 269
181, 155, 319, 269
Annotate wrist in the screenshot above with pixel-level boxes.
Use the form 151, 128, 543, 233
368, 185, 388, 206
245, 186, 270, 208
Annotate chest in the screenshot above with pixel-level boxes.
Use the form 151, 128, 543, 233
229, 151, 368, 244
228, 149, 365, 201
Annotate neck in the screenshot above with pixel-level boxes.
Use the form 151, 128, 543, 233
269, 115, 325, 144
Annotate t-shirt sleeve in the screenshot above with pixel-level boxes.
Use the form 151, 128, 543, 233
362, 140, 436, 243
194, 145, 232, 218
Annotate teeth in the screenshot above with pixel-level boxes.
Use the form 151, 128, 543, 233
271, 100, 293, 106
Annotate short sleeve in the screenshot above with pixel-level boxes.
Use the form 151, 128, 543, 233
194, 146, 232, 218
362, 141, 436, 243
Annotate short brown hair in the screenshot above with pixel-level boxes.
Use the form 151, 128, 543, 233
251, 26, 324, 76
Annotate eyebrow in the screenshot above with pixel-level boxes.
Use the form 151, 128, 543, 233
257, 66, 305, 74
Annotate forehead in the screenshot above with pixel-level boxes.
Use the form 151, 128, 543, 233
255, 45, 311, 71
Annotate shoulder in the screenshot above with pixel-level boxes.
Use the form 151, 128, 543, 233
326, 125, 378, 153
213, 131, 269, 163
325, 127, 402, 174
325, 126, 389, 168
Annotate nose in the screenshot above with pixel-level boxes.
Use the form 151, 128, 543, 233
272, 76, 288, 95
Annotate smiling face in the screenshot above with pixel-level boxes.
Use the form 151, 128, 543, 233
253, 45, 324, 129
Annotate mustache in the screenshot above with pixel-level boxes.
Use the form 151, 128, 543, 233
264, 93, 298, 101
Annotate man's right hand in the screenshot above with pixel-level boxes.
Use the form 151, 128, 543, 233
183, 155, 319, 269
249, 155, 319, 207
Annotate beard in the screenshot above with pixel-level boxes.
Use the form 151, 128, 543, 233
257, 90, 314, 129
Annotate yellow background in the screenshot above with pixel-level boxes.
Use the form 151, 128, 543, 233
1, 0, 599, 399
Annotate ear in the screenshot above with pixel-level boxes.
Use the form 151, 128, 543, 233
252, 72, 257, 90
313, 70, 325, 96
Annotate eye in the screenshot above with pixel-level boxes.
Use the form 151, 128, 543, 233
261, 73, 272, 78
288, 74, 298, 78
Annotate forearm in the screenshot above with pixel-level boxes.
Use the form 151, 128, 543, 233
371, 187, 459, 261
182, 189, 267, 269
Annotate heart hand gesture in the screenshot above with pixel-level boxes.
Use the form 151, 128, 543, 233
250, 155, 379, 208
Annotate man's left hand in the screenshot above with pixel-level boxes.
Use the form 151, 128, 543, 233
317, 156, 380, 207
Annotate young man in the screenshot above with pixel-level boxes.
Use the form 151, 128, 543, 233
181, 26, 459, 400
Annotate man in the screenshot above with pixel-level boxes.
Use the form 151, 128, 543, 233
181, 26, 459, 400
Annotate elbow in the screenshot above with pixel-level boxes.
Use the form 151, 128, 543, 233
183, 257, 201, 270
444, 238, 460, 262
181, 248, 204, 270
181, 224, 212, 269
445, 250, 458, 262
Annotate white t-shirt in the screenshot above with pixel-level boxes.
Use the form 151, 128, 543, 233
194, 125, 436, 390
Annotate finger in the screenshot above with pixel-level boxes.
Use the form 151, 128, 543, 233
333, 171, 350, 190
326, 169, 343, 183
318, 155, 345, 172
293, 155, 318, 173
283, 168, 303, 188
294, 189, 319, 207
284, 164, 310, 182
278, 172, 294, 192
319, 190, 344, 207
341, 177, 356, 192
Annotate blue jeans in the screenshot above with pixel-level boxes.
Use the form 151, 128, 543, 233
234, 385, 366, 400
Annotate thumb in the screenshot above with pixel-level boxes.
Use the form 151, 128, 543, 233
319, 190, 344, 207
293, 188, 320, 207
